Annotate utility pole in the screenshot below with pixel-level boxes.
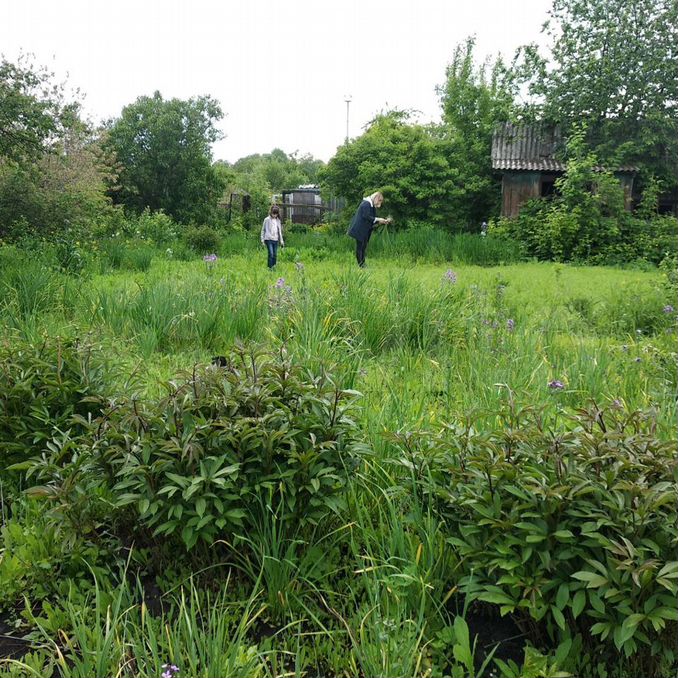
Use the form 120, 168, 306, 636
344, 95, 352, 144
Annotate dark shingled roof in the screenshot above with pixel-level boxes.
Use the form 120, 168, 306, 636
491, 122, 638, 173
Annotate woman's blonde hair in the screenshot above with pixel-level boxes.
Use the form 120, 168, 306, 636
367, 191, 383, 202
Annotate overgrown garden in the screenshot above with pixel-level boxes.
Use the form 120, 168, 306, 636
1, 0, 677, 676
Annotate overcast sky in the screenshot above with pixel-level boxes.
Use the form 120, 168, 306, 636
2, 0, 552, 164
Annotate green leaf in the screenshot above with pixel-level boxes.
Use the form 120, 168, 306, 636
525, 534, 547, 543
572, 571, 607, 588
571, 590, 586, 618
656, 562, 678, 579
555, 583, 569, 610
195, 497, 206, 517
478, 591, 515, 606
551, 605, 566, 631
589, 591, 605, 614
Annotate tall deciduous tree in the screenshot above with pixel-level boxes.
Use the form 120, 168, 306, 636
437, 37, 518, 225
106, 92, 225, 224
0, 56, 116, 239
0, 55, 64, 162
514, 0, 678, 188
321, 110, 461, 228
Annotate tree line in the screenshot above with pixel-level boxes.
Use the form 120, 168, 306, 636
0, 0, 676, 252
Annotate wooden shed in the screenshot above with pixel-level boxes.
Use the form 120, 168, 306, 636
491, 122, 638, 217
280, 186, 341, 225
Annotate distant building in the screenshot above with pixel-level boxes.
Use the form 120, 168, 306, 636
491, 122, 638, 217
280, 186, 342, 225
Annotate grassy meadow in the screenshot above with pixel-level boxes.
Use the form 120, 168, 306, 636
0, 234, 676, 678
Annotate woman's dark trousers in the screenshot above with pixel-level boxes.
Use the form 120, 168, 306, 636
355, 239, 368, 267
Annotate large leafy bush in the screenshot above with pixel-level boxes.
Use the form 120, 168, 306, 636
390, 400, 678, 674
0, 338, 106, 472
27, 346, 364, 550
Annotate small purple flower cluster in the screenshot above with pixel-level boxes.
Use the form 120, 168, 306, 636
663, 304, 674, 314
506, 318, 515, 332
443, 269, 457, 284
270, 277, 293, 308
161, 664, 179, 678
203, 253, 217, 265
548, 379, 565, 390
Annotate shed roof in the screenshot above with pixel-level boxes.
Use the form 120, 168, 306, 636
491, 122, 638, 173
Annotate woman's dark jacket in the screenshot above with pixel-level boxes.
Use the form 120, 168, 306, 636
347, 200, 376, 242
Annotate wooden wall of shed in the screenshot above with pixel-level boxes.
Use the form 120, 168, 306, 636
501, 172, 540, 217
616, 174, 635, 210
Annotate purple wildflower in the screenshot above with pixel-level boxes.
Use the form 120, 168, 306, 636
443, 269, 457, 284
506, 319, 515, 331
663, 305, 674, 314
612, 399, 623, 408
275, 277, 286, 289
634, 357, 642, 363
162, 672, 171, 678
203, 253, 217, 264
548, 380, 565, 390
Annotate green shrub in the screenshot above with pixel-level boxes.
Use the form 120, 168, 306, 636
0, 337, 106, 472
53, 233, 88, 276
135, 209, 179, 245
659, 253, 678, 297
27, 346, 365, 550
122, 239, 155, 271
184, 225, 221, 254
390, 400, 678, 674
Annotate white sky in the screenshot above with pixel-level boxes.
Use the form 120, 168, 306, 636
1, 0, 552, 164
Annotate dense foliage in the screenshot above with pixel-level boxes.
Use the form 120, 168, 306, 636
25, 346, 364, 550
0, 337, 106, 472
493, 130, 678, 263
514, 0, 678, 191
0, 57, 116, 240
391, 401, 677, 676
0, 241, 676, 677
320, 110, 461, 228
436, 37, 517, 226
0, 56, 65, 162
105, 92, 226, 225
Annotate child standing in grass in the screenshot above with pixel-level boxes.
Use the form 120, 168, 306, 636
261, 205, 284, 269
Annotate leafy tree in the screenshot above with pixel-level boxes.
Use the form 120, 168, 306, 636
0, 55, 64, 162
216, 149, 325, 229
0, 56, 115, 239
514, 0, 678, 189
320, 110, 462, 229
322, 40, 518, 230
105, 92, 225, 224
229, 148, 323, 193
0, 131, 116, 240
437, 37, 518, 226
